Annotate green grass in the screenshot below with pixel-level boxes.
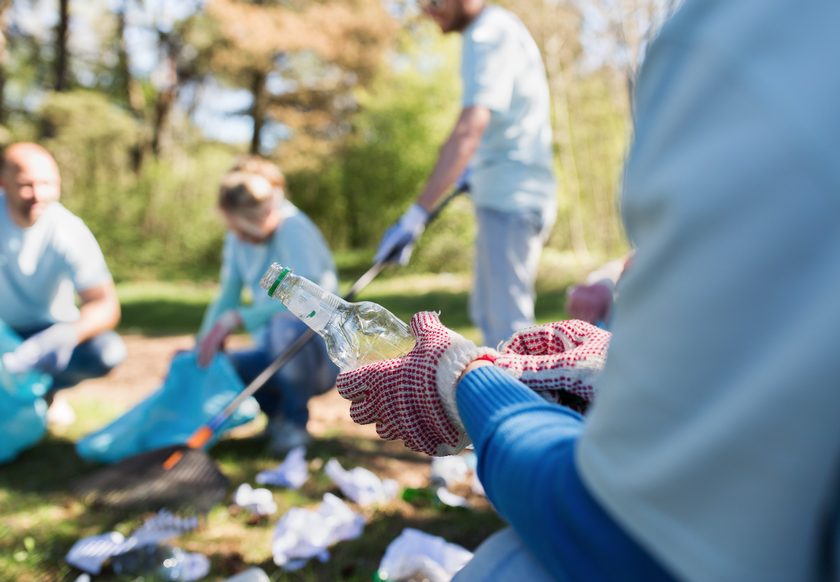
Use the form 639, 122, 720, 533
116, 248, 579, 338
0, 265, 581, 580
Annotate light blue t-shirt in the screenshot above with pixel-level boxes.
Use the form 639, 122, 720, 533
577, 0, 840, 580
0, 194, 112, 329
461, 5, 556, 214
199, 199, 337, 338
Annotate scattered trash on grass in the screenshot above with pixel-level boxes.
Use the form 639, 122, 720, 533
271, 493, 364, 570
430, 455, 471, 488
223, 566, 270, 582
255, 446, 308, 489
65, 510, 199, 575
401, 486, 470, 509
376, 528, 473, 582
110, 543, 209, 581
233, 483, 277, 516
45, 396, 75, 427
434, 487, 470, 508
325, 458, 398, 506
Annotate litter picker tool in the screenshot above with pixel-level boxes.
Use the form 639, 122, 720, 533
74, 183, 468, 515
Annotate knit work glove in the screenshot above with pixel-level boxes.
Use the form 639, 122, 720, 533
374, 204, 429, 266
1, 323, 78, 375
495, 320, 610, 411
336, 312, 494, 456
197, 310, 241, 367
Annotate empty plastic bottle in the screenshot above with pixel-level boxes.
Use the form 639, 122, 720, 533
110, 544, 209, 581
260, 263, 415, 371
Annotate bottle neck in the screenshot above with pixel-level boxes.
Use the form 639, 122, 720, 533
272, 270, 346, 333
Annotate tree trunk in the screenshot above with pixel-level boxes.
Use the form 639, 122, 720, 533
116, 1, 145, 114
0, 0, 11, 124
116, 0, 147, 170
150, 53, 178, 158
249, 70, 268, 155
54, 0, 70, 91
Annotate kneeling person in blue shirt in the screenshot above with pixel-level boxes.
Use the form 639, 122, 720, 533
0, 143, 125, 398
196, 157, 339, 456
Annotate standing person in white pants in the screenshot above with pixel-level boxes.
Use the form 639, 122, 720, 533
375, 0, 556, 348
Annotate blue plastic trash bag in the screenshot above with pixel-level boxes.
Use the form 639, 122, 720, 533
0, 322, 51, 464
76, 351, 259, 464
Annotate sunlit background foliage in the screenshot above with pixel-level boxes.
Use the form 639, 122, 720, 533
0, 0, 678, 280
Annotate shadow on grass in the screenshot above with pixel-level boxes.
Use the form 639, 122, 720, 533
118, 299, 208, 337
0, 434, 91, 494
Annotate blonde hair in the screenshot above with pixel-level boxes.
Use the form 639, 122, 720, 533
218, 171, 279, 217
229, 156, 286, 191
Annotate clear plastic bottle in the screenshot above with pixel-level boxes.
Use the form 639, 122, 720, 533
260, 263, 416, 371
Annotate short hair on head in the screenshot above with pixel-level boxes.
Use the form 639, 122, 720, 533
229, 156, 286, 192
1, 142, 56, 175
218, 171, 277, 216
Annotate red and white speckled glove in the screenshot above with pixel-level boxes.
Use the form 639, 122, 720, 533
495, 320, 610, 411
336, 312, 494, 456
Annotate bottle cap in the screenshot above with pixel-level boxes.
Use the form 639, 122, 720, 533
262, 263, 291, 296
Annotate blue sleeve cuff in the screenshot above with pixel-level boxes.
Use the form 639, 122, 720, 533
457, 366, 582, 449
455, 365, 675, 581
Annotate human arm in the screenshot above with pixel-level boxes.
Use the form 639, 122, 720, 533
374, 107, 489, 265
335, 315, 668, 578
416, 106, 489, 213
566, 283, 614, 325
565, 255, 633, 324
0, 282, 121, 375
75, 281, 121, 342
456, 365, 673, 580
197, 237, 244, 366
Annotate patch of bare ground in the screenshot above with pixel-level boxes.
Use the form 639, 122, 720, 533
68, 334, 439, 487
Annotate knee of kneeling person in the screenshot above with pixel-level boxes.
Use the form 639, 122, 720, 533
96, 332, 127, 371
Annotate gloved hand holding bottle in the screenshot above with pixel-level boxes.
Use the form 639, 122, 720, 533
260, 264, 610, 455
336, 312, 610, 456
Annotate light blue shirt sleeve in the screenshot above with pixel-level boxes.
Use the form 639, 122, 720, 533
63, 214, 112, 292
462, 18, 514, 112
198, 235, 243, 339
575, 1, 840, 580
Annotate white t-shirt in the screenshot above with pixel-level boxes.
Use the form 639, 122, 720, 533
461, 5, 556, 214
0, 194, 112, 329
577, 0, 840, 580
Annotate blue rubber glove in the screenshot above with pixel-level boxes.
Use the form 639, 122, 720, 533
1, 323, 78, 375
455, 166, 471, 194
374, 204, 430, 266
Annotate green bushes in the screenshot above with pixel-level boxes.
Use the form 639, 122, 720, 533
35, 90, 235, 281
